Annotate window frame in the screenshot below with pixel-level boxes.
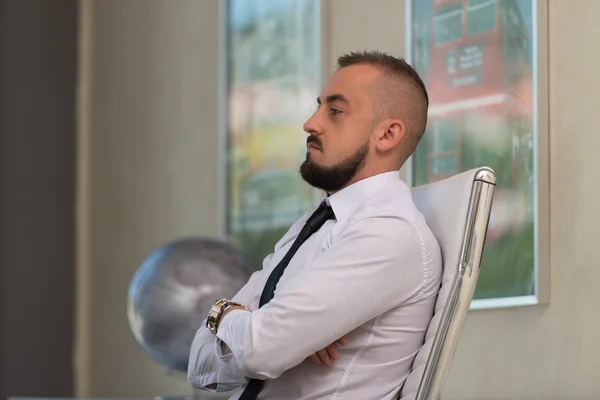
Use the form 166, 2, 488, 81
404, 0, 550, 310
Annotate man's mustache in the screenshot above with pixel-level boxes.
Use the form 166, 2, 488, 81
307, 135, 322, 149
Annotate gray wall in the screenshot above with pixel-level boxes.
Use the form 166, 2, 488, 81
0, 0, 77, 397
77, 0, 221, 396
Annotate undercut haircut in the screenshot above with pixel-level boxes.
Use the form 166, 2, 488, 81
337, 50, 429, 159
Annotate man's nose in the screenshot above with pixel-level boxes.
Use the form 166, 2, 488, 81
303, 111, 322, 136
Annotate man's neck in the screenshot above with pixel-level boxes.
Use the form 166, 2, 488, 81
326, 167, 399, 196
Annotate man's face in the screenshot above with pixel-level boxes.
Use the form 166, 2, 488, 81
300, 64, 381, 192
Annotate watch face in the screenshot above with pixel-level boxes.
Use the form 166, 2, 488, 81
206, 312, 219, 334
206, 298, 228, 334
207, 319, 217, 332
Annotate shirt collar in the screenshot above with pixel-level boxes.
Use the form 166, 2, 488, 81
325, 171, 401, 222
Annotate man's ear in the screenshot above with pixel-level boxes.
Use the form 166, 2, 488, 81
375, 119, 406, 153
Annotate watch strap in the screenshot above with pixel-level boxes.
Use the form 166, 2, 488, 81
206, 298, 247, 334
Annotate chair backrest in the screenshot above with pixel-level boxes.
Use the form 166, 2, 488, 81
399, 167, 496, 400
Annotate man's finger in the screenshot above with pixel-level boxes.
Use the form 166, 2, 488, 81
317, 349, 332, 368
326, 343, 339, 360
309, 353, 322, 365
337, 335, 349, 345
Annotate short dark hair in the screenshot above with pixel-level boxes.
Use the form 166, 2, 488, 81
336, 50, 429, 160
337, 50, 429, 107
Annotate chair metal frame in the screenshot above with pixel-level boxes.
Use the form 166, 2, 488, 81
413, 167, 496, 400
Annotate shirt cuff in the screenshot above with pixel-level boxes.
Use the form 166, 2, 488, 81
216, 309, 251, 359
215, 338, 232, 361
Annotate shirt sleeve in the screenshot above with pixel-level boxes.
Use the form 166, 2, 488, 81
187, 254, 271, 391
187, 211, 316, 390
187, 323, 248, 392
215, 215, 427, 380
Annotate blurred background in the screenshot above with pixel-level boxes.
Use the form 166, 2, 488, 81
0, 0, 599, 399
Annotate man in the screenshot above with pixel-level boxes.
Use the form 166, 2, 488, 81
188, 50, 442, 400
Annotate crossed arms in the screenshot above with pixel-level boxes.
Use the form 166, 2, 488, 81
187, 216, 425, 392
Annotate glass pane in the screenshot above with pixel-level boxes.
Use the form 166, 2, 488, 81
410, 0, 536, 301
431, 155, 459, 176
467, 0, 497, 35
501, 0, 532, 87
227, 0, 321, 269
431, 118, 459, 153
446, 44, 484, 88
434, 5, 463, 45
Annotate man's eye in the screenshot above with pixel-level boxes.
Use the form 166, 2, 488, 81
329, 108, 341, 116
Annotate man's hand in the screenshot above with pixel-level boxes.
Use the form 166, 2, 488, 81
308, 335, 349, 368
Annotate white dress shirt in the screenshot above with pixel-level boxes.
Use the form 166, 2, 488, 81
188, 171, 442, 400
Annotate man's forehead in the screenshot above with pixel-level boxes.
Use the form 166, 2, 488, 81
320, 64, 382, 99
331, 64, 382, 84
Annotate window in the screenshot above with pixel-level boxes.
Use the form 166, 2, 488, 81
501, 0, 531, 87
428, 118, 461, 179
467, 0, 497, 35
431, 118, 460, 153
226, 0, 321, 269
408, 0, 546, 307
434, 4, 463, 45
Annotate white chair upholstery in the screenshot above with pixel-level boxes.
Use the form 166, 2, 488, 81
399, 167, 496, 400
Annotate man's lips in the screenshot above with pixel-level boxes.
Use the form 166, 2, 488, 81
307, 143, 321, 150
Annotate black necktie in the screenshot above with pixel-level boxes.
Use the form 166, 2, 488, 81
238, 201, 336, 400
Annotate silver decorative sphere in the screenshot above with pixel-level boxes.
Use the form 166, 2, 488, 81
127, 237, 254, 372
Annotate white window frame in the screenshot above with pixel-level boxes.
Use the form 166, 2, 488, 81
404, 0, 550, 310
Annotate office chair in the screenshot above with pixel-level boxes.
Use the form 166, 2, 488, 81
399, 167, 496, 400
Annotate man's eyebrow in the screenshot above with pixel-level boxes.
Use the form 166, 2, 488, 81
316, 94, 350, 105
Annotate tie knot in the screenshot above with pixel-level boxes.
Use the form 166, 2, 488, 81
305, 202, 335, 232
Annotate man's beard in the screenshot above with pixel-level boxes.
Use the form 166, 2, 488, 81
299, 139, 369, 193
